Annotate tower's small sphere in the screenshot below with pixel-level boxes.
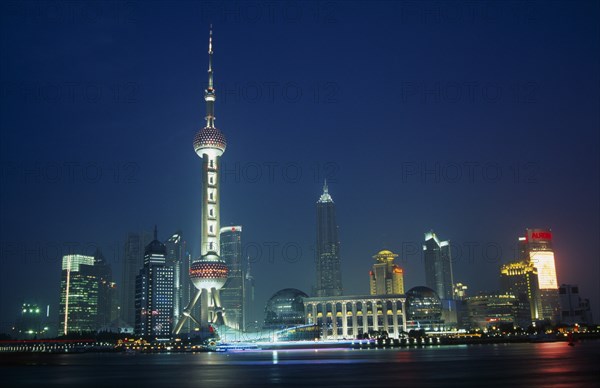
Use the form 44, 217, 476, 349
193, 126, 226, 156
189, 259, 229, 290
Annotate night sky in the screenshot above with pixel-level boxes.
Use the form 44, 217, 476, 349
1, 1, 598, 330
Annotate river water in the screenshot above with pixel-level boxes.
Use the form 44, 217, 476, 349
2, 341, 599, 387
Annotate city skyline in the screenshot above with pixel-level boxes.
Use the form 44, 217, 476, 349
1, 1, 598, 330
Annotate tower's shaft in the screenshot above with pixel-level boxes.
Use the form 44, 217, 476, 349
201, 152, 221, 256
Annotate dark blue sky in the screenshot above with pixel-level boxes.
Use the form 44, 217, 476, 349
1, 1, 599, 328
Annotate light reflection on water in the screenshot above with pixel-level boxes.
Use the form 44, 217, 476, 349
3, 342, 599, 387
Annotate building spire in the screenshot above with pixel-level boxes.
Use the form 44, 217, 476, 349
245, 256, 253, 279
318, 179, 333, 203
154, 225, 158, 240
205, 24, 216, 128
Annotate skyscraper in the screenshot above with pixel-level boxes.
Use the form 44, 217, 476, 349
500, 261, 541, 327
518, 228, 560, 323
135, 227, 174, 337
121, 231, 152, 326
369, 250, 405, 295
174, 27, 229, 334
59, 254, 98, 335
93, 249, 117, 330
559, 284, 593, 325
315, 181, 343, 297
220, 226, 243, 330
165, 231, 185, 325
244, 257, 256, 331
423, 231, 454, 300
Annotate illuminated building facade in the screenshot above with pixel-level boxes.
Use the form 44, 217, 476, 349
423, 231, 454, 300
518, 228, 560, 323
59, 254, 98, 335
405, 286, 445, 331
464, 292, 518, 330
174, 28, 229, 334
135, 227, 174, 337
220, 226, 244, 331
165, 231, 185, 325
453, 283, 468, 300
315, 181, 343, 297
369, 250, 404, 295
500, 261, 541, 327
304, 294, 407, 339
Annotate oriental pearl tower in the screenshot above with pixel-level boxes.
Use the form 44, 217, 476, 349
173, 27, 229, 335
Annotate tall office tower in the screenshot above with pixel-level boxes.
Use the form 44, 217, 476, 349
59, 254, 98, 335
220, 226, 243, 330
165, 231, 185, 324
315, 181, 343, 297
243, 257, 256, 331
559, 284, 593, 325
174, 28, 229, 334
93, 249, 117, 329
182, 250, 195, 333
135, 227, 174, 337
423, 231, 454, 300
518, 228, 560, 323
369, 250, 405, 295
499, 261, 542, 327
121, 231, 152, 326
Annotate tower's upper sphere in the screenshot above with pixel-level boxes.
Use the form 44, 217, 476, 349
189, 259, 229, 290
193, 126, 226, 156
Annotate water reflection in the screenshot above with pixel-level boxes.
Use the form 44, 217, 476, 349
4, 342, 599, 387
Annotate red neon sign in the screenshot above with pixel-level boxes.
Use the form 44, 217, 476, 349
530, 231, 552, 240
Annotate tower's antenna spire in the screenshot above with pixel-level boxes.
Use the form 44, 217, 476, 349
208, 24, 213, 90
205, 24, 216, 128
323, 178, 328, 194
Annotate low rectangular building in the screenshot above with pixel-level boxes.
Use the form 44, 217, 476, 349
303, 294, 407, 340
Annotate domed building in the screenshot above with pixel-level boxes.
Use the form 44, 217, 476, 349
369, 249, 405, 295
263, 288, 308, 329
405, 286, 444, 331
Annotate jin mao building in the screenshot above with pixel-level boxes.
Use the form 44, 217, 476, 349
315, 181, 343, 297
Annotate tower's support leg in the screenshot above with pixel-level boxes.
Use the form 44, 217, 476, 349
210, 288, 228, 326
173, 288, 202, 335
200, 289, 209, 325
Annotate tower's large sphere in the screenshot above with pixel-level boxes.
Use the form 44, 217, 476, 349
193, 126, 226, 156
189, 259, 229, 290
